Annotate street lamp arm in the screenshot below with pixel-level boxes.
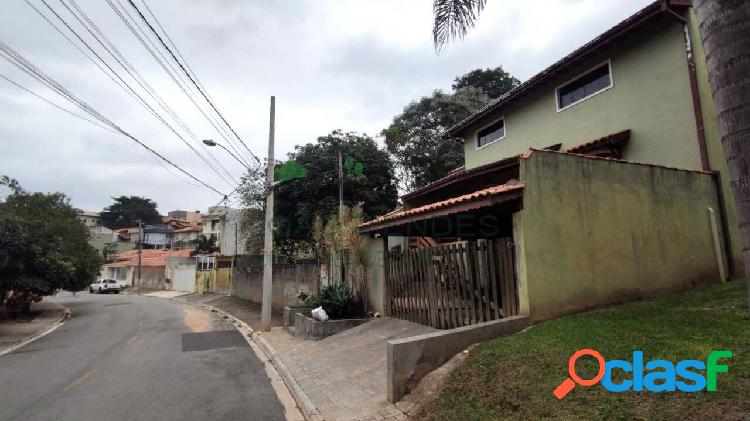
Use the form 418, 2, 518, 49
203, 139, 252, 171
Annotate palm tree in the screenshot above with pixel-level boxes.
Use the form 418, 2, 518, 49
432, 0, 486, 52
695, 0, 750, 311
434, 0, 750, 310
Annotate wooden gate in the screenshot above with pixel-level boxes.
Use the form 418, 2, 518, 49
386, 238, 518, 329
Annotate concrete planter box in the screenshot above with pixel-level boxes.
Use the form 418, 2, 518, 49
294, 311, 368, 340
283, 306, 313, 333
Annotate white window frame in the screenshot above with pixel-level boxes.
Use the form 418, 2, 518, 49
475, 116, 506, 150
197, 255, 216, 271
555, 59, 614, 112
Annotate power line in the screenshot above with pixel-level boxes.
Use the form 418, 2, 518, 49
0, 72, 118, 134
139, 0, 216, 109
1, 69, 215, 191
60, 0, 238, 185
35, 0, 236, 188
106, 0, 253, 171
0, 38, 226, 197
126, 0, 262, 167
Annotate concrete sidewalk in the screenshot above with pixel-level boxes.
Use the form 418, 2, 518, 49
191, 294, 434, 420
0, 300, 68, 356
142, 290, 191, 299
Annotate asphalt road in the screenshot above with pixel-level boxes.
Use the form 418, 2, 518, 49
0, 292, 287, 421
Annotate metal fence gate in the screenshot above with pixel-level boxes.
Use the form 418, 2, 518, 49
386, 238, 518, 329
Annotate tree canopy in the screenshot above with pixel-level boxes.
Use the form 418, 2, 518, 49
452, 66, 520, 99
100, 196, 161, 229
383, 67, 519, 192
240, 130, 398, 257
0, 176, 102, 298
383, 87, 488, 191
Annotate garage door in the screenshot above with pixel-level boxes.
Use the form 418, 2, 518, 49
173, 267, 196, 292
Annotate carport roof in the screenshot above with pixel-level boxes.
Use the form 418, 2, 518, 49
360, 182, 524, 233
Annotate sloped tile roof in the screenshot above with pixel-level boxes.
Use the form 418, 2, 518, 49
103, 249, 195, 268
564, 129, 631, 154
361, 182, 524, 231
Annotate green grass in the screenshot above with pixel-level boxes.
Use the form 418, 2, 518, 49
424, 281, 750, 420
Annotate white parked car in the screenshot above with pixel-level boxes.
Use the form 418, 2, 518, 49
89, 279, 121, 294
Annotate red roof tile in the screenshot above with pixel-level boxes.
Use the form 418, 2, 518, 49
564, 129, 631, 154
401, 154, 520, 202
103, 249, 195, 268
361, 182, 524, 231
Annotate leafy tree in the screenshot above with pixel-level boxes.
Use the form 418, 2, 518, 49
383, 87, 489, 191
0, 177, 102, 306
452, 67, 520, 99
240, 130, 398, 257
100, 196, 161, 229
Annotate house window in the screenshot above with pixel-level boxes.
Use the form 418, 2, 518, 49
211, 219, 220, 231
557, 61, 612, 111
476, 118, 506, 149
197, 256, 215, 271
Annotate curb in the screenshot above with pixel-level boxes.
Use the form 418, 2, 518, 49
253, 332, 323, 421
161, 295, 323, 421
0, 302, 71, 358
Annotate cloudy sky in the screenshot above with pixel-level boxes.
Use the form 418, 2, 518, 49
0, 0, 652, 214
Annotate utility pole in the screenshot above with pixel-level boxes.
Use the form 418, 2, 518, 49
137, 219, 143, 290
338, 150, 343, 216
337, 150, 345, 285
260, 96, 275, 332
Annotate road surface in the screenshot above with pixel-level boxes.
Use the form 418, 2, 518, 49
0, 292, 287, 421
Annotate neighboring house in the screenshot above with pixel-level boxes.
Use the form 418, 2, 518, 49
78, 210, 134, 255
142, 224, 174, 249
77, 210, 101, 228
361, 0, 735, 324
220, 208, 248, 256
173, 225, 202, 249
165, 210, 202, 224
202, 206, 228, 245
200, 206, 248, 256
101, 249, 194, 289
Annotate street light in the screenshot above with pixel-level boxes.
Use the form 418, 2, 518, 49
203, 139, 252, 172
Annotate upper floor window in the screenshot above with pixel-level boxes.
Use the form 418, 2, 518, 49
476, 118, 505, 149
557, 61, 612, 111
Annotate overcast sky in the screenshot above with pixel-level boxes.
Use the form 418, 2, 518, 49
0, 0, 652, 214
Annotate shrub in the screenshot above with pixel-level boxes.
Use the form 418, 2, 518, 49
304, 283, 364, 320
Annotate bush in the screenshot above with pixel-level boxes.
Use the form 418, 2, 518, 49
304, 283, 364, 320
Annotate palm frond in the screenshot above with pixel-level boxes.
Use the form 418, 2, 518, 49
433, 0, 487, 52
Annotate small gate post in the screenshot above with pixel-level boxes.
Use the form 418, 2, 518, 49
382, 231, 391, 316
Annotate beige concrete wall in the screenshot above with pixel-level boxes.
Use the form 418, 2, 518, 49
230, 256, 319, 309
517, 150, 724, 321
462, 20, 701, 173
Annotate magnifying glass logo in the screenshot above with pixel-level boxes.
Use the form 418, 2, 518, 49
553, 349, 605, 399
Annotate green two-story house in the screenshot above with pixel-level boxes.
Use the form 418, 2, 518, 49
361, 0, 738, 323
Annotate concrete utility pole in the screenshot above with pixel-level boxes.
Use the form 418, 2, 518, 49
338, 150, 343, 216
338, 150, 345, 284
260, 96, 275, 332
137, 219, 143, 289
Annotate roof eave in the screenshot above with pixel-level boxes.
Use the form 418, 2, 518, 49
442, 0, 688, 139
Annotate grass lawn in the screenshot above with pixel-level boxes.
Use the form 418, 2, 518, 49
423, 281, 750, 420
